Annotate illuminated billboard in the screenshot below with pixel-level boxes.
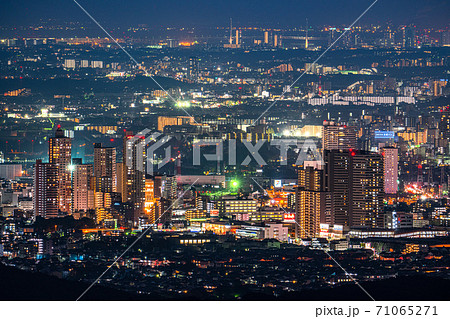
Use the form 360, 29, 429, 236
283, 212, 296, 223
210, 209, 219, 218
374, 131, 395, 139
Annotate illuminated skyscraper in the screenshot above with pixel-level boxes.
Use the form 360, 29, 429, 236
33, 160, 58, 218
382, 147, 398, 194
92, 143, 116, 224
144, 178, 158, 224
72, 158, 94, 212
123, 131, 146, 222
322, 121, 357, 151
49, 127, 72, 214
94, 143, 117, 193
149, 175, 178, 224
116, 162, 127, 203
324, 149, 384, 228
295, 166, 331, 238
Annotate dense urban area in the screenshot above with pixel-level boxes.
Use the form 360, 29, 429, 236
0, 17, 450, 300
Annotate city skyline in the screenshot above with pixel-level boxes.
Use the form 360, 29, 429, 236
0, 0, 449, 28
0, 0, 450, 312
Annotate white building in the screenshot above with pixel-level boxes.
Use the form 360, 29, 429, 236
91, 60, 104, 68
64, 59, 76, 69
382, 147, 398, 194
0, 164, 22, 180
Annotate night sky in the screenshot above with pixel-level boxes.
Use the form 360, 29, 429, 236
0, 0, 449, 28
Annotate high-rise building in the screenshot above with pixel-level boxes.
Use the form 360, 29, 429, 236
148, 175, 178, 224
439, 108, 450, 149
123, 131, 146, 222
93, 144, 116, 223
143, 177, 172, 225
324, 149, 384, 228
116, 162, 127, 203
144, 178, 158, 224
403, 26, 416, 48
433, 80, 446, 97
188, 57, 200, 81
33, 160, 58, 218
382, 147, 398, 194
49, 127, 72, 214
295, 166, 331, 238
157, 198, 173, 225
322, 121, 357, 151
94, 143, 117, 193
154, 175, 177, 200
264, 31, 269, 44
72, 158, 94, 212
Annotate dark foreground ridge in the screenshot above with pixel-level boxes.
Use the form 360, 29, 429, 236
1, 263, 449, 301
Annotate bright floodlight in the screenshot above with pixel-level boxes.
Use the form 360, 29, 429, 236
176, 101, 191, 108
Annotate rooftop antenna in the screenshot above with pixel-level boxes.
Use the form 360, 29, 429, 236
305, 18, 309, 49
229, 18, 233, 45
